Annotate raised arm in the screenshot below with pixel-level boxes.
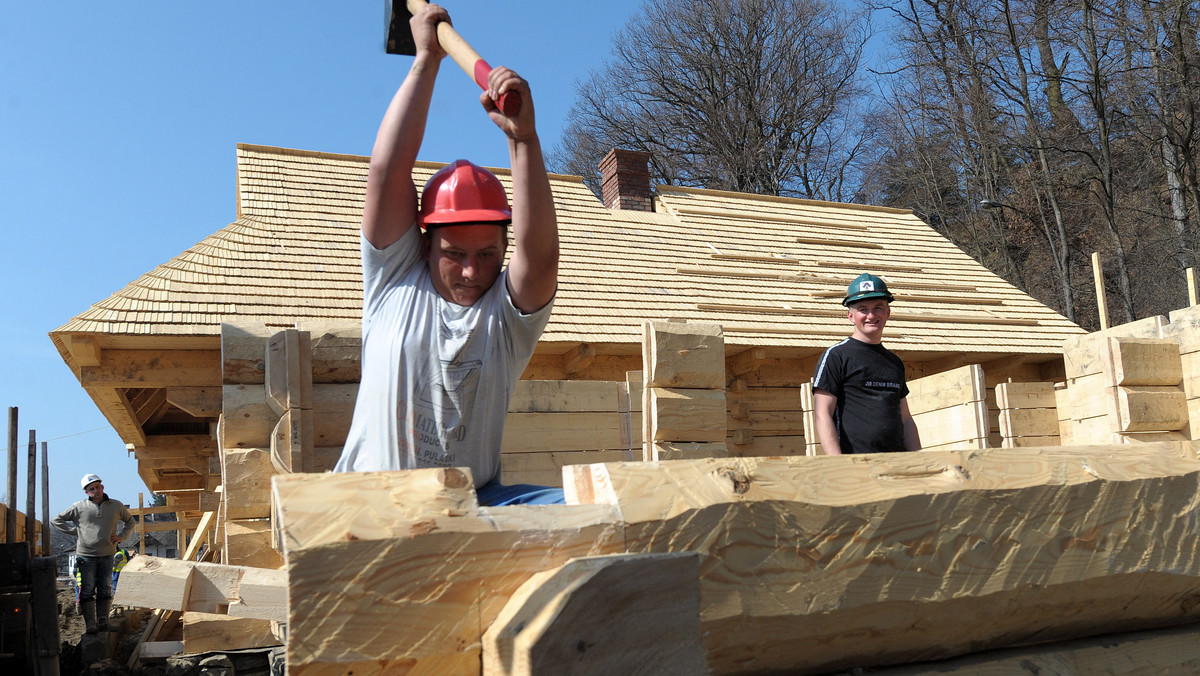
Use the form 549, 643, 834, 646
481, 67, 558, 313
361, 4, 448, 250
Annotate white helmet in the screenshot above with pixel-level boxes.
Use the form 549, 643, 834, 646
80, 473, 102, 490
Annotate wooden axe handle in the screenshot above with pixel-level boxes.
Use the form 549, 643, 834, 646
406, 0, 521, 116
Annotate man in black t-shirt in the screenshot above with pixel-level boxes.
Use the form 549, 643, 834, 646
812, 273, 922, 454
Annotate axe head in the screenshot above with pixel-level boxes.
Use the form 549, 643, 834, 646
384, 0, 418, 55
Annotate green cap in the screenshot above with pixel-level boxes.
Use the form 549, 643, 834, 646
842, 273, 894, 306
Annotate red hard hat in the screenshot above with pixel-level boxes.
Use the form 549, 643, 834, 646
418, 160, 512, 229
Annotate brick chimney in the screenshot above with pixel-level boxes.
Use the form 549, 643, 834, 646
599, 148, 653, 212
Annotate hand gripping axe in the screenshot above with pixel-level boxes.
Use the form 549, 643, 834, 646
385, 0, 522, 116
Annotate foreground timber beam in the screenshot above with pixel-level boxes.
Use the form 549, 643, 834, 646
566, 442, 1200, 674
272, 443, 1200, 674
274, 470, 625, 675
114, 555, 285, 622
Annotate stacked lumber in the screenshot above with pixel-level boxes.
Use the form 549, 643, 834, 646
642, 321, 729, 460
801, 365, 991, 453
905, 364, 989, 450
996, 381, 1060, 447
725, 348, 809, 456
499, 378, 641, 487
273, 469, 626, 675
275, 442, 1200, 675
1163, 304, 1200, 439
115, 554, 285, 654
1062, 318, 1189, 444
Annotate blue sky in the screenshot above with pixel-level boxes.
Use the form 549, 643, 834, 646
0, 2, 646, 521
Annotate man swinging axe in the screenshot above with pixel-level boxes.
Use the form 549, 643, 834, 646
334, 3, 564, 506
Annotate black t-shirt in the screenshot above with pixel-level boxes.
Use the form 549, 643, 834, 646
812, 337, 910, 454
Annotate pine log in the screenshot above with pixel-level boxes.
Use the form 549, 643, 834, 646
648, 388, 727, 442
1101, 337, 1183, 387
182, 612, 281, 653
482, 552, 705, 676
114, 555, 286, 622
872, 623, 1200, 675
221, 448, 275, 520
999, 408, 1060, 438
1062, 317, 1167, 379
642, 321, 725, 389
224, 519, 283, 569
995, 381, 1057, 410
265, 329, 313, 416
567, 443, 1200, 674
1108, 386, 1188, 432
905, 364, 985, 415
273, 469, 625, 676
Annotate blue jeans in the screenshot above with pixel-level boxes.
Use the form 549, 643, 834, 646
77, 555, 115, 603
477, 481, 565, 506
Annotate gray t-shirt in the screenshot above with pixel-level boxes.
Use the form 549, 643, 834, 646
334, 228, 553, 487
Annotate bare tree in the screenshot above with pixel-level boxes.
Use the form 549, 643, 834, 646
549, 0, 872, 200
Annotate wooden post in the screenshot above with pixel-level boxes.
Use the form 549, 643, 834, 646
6, 407, 17, 544
139, 493, 145, 555
25, 430, 36, 550
40, 442, 48, 557
1092, 252, 1109, 330
1188, 268, 1198, 307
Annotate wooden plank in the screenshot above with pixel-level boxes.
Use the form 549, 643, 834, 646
271, 408, 313, 473
995, 381, 1057, 410
274, 470, 625, 676
1055, 383, 1072, 444
1164, 304, 1200, 354
311, 383, 356, 448
80, 349, 222, 388
642, 321, 725, 389
730, 410, 805, 436
502, 412, 636, 453
1062, 317, 1167, 379
727, 434, 807, 457
222, 448, 276, 520
1102, 337, 1182, 387
726, 386, 803, 412
652, 442, 729, 461
1070, 414, 1116, 445
1109, 386, 1188, 432
165, 387, 222, 418
133, 435, 217, 460
911, 402, 988, 449
1067, 373, 1113, 420
649, 388, 727, 442
1001, 435, 1061, 448
482, 553, 705, 676
499, 450, 629, 488
508, 380, 621, 413
298, 321, 362, 383
266, 329, 313, 415
115, 555, 286, 622
221, 322, 271, 385
222, 384, 275, 450
999, 409, 1060, 439
567, 444, 1200, 674
183, 613, 281, 653
870, 623, 1200, 675
224, 519, 284, 569
112, 553, 191, 616
137, 641, 184, 661
907, 365, 985, 416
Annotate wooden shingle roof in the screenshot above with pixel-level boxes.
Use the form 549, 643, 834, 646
53, 143, 1083, 353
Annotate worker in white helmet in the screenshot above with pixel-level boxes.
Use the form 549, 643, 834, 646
52, 473, 135, 633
